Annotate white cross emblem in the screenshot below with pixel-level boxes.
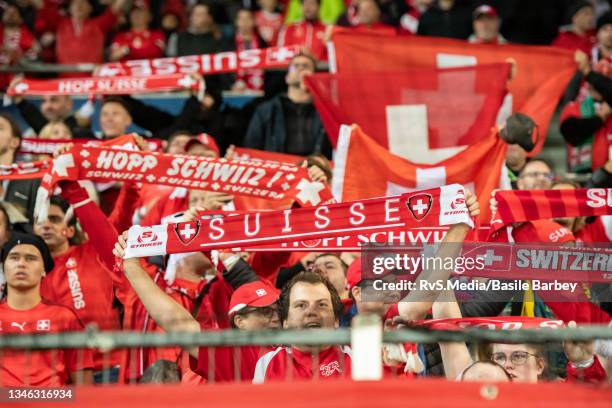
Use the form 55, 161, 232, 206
281, 182, 290, 191
286, 174, 295, 180
146, 174, 156, 183
81, 160, 91, 168
295, 179, 324, 206
267, 46, 297, 63
66, 257, 77, 268
211, 182, 220, 190
37, 320, 51, 331
256, 289, 267, 297
80, 149, 90, 157
478, 249, 503, 266
180, 224, 196, 240
178, 75, 197, 88
51, 153, 75, 177
14, 82, 29, 94
412, 199, 428, 215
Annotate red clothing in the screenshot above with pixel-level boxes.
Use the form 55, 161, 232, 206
256, 10, 283, 43
576, 216, 612, 243
566, 356, 608, 383
560, 100, 612, 172
253, 346, 351, 382
55, 10, 118, 65
0, 25, 38, 65
0, 300, 93, 386
140, 187, 188, 226
553, 30, 596, 55
275, 21, 327, 62
234, 34, 265, 91
349, 23, 397, 36
111, 29, 165, 61
40, 181, 121, 371
191, 344, 274, 382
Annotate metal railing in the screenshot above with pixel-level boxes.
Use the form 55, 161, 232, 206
1, 325, 611, 350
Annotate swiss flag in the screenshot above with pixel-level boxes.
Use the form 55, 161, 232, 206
328, 31, 576, 156
306, 64, 510, 163
332, 125, 507, 223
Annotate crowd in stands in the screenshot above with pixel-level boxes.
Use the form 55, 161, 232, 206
0, 0, 610, 390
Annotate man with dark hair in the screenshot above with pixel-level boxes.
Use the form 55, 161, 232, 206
244, 53, 330, 158
312, 253, 348, 299
33, 181, 123, 381
552, 0, 595, 54
0, 113, 40, 221
0, 233, 93, 386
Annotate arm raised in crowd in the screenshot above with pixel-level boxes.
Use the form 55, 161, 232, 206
397, 189, 479, 321
59, 180, 118, 271
114, 232, 201, 358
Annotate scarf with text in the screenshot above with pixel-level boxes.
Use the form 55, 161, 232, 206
97, 45, 300, 77
410, 317, 564, 330
7, 74, 203, 96
123, 184, 475, 258
19, 137, 163, 155
29, 135, 334, 221
491, 188, 612, 231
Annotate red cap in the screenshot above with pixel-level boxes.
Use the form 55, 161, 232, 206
346, 257, 362, 291
473, 4, 498, 19
228, 281, 280, 317
185, 133, 220, 156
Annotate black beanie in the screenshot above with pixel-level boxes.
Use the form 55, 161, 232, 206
1, 233, 55, 273
597, 11, 612, 31
566, 1, 592, 23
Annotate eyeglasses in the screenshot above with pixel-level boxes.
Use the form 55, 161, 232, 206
519, 171, 554, 180
491, 351, 540, 366
238, 305, 277, 318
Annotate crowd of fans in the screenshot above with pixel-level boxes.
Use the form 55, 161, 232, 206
0, 0, 610, 390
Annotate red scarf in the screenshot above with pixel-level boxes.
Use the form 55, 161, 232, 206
97, 45, 300, 77
410, 317, 564, 330
234, 33, 264, 91
7, 74, 202, 96
27, 135, 334, 221
123, 185, 474, 257
19, 138, 163, 155
491, 188, 612, 231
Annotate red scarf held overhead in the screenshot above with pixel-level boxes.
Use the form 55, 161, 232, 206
19, 138, 163, 155
7, 73, 203, 96
410, 317, 564, 330
123, 184, 475, 257
491, 188, 612, 231
97, 45, 300, 77
28, 134, 334, 221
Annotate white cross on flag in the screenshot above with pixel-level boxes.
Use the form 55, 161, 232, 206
462, 244, 512, 272
176, 222, 199, 245
407, 193, 432, 221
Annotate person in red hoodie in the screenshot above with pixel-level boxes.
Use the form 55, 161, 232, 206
347, 0, 396, 35
110, 0, 165, 62
552, 1, 596, 55
275, 0, 327, 61
36, 0, 127, 66
0, 233, 93, 386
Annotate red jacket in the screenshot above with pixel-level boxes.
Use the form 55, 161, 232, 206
111, 29, 165, 61
275, 20, 327, 62
552, 30, 596, 55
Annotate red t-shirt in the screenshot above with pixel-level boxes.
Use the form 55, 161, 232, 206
255, 10, 283, 43
0, 300, 93, 386
275, 21, 327, 62
253, 346, 351, 382
191, 344, 273, 382
40, 242, 121, 370
111, 29, 165, 61
576, 216, 612, 243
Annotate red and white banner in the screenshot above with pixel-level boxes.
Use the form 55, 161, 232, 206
330, 31, 576, 155
32, 134, 334, 220
233, 147, 304, 166
305, 64, 510, 155
124, 184, 474, 257
492, 188, 612, 231
19, 138, 163, 155
97, 46, 300, 77
332, 125, 506, 223
410, 316, 564, 330
7, 74, 202, 96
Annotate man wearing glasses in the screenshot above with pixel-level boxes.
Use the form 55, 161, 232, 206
516, 159, 555, 190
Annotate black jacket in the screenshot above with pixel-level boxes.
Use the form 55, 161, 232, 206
244, 95, 330, 158
16, 100, 93, 138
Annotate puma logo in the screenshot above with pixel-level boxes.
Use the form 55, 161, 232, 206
11, 321, 26, 331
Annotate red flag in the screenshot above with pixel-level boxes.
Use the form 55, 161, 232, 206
305, 64, 510, 159
333, 125, 507, 222
330, 32, 576, 155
